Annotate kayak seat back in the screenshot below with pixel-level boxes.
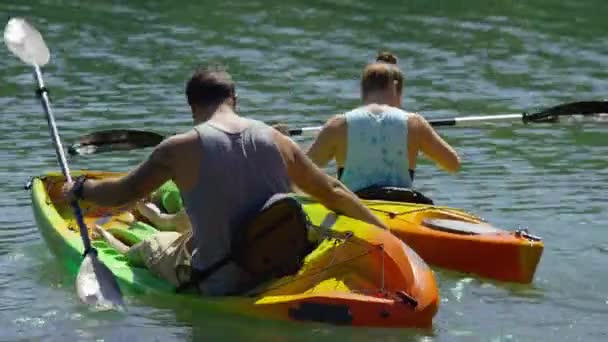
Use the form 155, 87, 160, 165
233, 193, 315, 281
355, 186, 434, 205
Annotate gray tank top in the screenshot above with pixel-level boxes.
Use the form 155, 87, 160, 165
181, 119, 291, 295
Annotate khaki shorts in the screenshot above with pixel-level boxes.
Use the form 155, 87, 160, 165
130, 231, 189, 287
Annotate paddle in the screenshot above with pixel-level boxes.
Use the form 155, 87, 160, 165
4, 18, 125, 310
67, 127, 311, 156
289, 101, 608, 133
69, 129, 166, 156
67, 126, 313, 155
67, 101, 608, 155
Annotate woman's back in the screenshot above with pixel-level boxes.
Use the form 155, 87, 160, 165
340, 105, 413, 191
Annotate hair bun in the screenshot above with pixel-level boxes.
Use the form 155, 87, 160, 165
376, 51, 398, 65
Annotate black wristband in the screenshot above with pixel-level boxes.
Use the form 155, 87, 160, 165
73, 176, 88, 200
35, 86, 50, 98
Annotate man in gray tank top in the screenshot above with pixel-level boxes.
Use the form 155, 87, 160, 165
64, 66, 387, 296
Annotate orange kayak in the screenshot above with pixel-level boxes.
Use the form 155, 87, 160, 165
360, 200, 544, 283
30, 171, 439, 328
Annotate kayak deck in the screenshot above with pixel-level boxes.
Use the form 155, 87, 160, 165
30, 171, 439, 328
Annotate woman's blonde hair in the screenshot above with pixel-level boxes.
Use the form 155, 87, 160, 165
361, 51, 403, 95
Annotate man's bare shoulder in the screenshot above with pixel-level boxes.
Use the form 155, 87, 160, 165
161, 130, 198, 149
147, 130, 199, 166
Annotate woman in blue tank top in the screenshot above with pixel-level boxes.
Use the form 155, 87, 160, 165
306, 52, 461, 192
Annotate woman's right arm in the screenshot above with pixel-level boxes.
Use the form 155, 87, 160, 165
412, 113, 461, 173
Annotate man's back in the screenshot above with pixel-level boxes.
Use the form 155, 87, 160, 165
176, 118, 291, 295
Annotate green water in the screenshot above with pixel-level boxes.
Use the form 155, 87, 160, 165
1, 0, 607, 340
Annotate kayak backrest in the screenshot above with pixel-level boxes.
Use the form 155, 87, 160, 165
188, 194, 315, 292
233, 194, 314, 281
355, 186, 434, 205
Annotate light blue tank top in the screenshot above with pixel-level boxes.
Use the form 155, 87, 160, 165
340, 106, 413, 192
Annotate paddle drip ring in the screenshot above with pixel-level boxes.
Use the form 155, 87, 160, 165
35, 86, 49, 98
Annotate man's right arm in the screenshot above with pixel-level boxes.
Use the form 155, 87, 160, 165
273, 131, 388, 229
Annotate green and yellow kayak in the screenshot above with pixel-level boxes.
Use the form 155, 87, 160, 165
30, 171, 439, 328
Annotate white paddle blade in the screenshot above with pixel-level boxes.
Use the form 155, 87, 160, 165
76, 252, 125, 311
4, 17, 50, 66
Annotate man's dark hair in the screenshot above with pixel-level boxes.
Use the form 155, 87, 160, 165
185, 66, 235, 107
